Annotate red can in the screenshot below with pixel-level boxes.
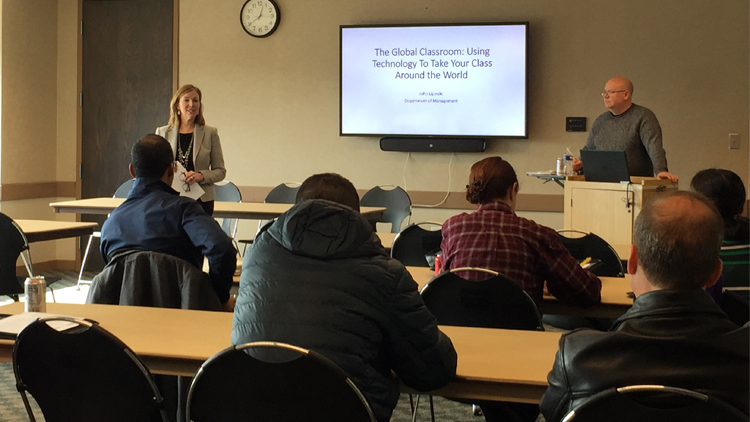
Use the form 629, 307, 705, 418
434, 253, 442, 275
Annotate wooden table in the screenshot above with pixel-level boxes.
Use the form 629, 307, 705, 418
50, 198, 385, 222
0, 302, 561, 403
406, 266, 633, 319
15, 220, 98, 243
376, 232, 397, 252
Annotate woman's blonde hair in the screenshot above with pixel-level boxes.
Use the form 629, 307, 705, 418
168, 84, 206, 128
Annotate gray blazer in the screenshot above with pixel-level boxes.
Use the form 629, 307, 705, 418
155, 124, 226, 202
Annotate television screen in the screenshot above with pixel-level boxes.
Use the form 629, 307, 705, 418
340, 22, 528, 139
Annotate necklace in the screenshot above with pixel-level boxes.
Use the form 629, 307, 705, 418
177, 133, 194, 168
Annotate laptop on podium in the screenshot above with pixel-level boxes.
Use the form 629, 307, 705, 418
579, 149, 631, 183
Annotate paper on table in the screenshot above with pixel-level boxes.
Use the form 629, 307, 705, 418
172, 161, 205, 200
0, 312, 81, 338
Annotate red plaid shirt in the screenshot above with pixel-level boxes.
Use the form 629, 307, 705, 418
440, 201, 601, 307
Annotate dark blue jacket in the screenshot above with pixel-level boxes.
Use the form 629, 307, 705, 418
100, 177, 236, 303
232, 199, 457, 422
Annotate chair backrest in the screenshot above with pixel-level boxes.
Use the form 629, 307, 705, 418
265, 182, 301, 204
13, 317, 168, 422
558, 230, 625, 277
214, 181, 242, 239
186, 341, 377, 422
360, 185, 412, 233
0, 212, 31, 297
561, 385, 749, 422
113, 178, 136, 198
86, 249, 222, 311
420, 268, 544, 331
721, 243, 750, 289
390, 222, 442, 267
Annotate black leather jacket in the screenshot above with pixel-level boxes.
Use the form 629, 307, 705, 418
540, 289, 749, 422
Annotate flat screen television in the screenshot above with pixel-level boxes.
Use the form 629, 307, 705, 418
340, 22, 528, 141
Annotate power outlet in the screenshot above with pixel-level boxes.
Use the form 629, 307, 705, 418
729, 133, 740, 149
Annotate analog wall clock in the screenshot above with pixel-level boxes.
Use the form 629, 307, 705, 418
240, 0, 280, 38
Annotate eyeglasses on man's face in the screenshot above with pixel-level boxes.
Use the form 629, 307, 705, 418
601, 90, 627, 97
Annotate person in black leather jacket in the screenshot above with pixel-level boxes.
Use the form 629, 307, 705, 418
231, 173, 457, 422
540, 191, 749, 422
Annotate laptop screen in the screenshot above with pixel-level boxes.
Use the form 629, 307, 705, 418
579, 150, 630, 183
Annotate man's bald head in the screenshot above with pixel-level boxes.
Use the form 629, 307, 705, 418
603, 76, 634, 115
633, 191, 724, 290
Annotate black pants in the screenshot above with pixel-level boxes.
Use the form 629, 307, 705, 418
197, 199, 214, 216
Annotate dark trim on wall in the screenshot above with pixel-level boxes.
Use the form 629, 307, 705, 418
9, 183, 748, 216
241, 186, 565, 212
0, 182, 76, 201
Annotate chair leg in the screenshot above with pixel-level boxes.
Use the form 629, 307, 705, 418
77, 234, 95, 290
17, 390, 37, 422
48, 286, 56, 303
411, 394, 421, 422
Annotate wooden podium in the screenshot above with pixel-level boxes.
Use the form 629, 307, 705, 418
563, 177, 678, 246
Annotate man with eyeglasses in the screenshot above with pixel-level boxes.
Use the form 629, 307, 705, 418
572, 76, 679, 183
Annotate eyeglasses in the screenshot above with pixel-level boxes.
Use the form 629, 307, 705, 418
179, 172, 191, 192
601, 90, 627, 97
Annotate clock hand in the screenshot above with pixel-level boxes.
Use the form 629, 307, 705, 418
248, 4, 263, 24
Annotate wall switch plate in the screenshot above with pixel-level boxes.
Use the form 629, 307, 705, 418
566, 117, 586, 132
729, 133, 740, 149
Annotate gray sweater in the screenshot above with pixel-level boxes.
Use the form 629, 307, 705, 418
584, 104, 668, 176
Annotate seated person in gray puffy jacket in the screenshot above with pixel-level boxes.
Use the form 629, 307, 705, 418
231, 173, 458, 422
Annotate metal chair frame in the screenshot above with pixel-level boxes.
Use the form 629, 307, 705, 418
186, 341, 377, 422
77, 178, 135, 289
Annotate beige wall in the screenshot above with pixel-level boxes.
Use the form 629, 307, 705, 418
1, 0, 58, 185
178, 0, 749, 200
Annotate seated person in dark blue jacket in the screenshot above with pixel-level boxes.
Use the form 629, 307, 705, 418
100, 134, 237, 311
231, 173, 458, 422
540, 191, 749, 421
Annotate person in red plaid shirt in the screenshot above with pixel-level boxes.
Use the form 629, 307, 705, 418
440, 156, 602, 307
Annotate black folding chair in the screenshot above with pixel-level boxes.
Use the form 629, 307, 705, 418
0, 213, 32, 301
13, 316, 168, 422
417, 267, 544, 421
0, 212, 59, 302
561, 385, 748, 422
390, 222, 442, 267
558, 230, 625, 277
239, 182, 300, 254
186, 341, 377, 422
360, 185, 412, 233
421, 267, 544, 330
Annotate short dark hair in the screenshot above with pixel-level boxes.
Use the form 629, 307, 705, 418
633, 191, 724, 289
296, 173, 360, 211
131, 134, 174, 179
466, 156, 518, 205
690, 168, 746, 227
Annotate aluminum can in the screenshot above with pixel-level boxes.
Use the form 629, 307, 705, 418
24, 276, 46, 313
434, 253, 442, 275
555, 158, 564, 176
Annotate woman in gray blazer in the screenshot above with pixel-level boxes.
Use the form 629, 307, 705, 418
156, 84, 227, 215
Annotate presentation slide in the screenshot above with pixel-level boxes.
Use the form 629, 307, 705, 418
340, 24, 527, 138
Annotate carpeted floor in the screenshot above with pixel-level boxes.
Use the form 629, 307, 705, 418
0, 270, 489, 421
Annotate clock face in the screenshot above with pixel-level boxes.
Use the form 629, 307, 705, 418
240, 0, 280, 38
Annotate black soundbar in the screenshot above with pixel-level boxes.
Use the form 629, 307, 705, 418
380, 137, 486, 153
